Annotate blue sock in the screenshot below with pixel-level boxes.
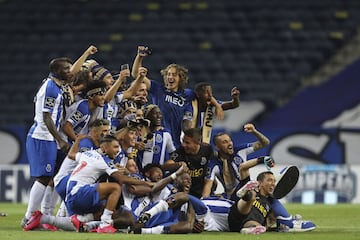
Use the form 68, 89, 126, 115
271, 199, 294, 228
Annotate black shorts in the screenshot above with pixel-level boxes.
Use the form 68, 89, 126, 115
227, 200, 247, 232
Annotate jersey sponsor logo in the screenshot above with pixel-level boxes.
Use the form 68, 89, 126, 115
70, 110, 84, 122
188, 168, 204, 177
165, 94, 185, 107
44, 96, 56, 109
252, 199, 269, 217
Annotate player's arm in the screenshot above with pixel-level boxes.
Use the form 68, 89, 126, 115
122, 67, 148, 99
70, 45, 98, 75
67, 134, 87, 160
111, 171, 153, 187
131, 46, 151, 89
43, 112, 70, 153
151, 166, 185, 193
201, 178, 214, 198
244, 123, 270, 151
104, 67, 129, 103
62, 121, 77, 142
127, 184, 152, 196
221, 87, 240, 110
210, 97, 224, 120
163, 159, 188, 172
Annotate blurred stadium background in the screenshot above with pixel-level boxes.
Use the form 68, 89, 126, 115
0, 0, 359, 204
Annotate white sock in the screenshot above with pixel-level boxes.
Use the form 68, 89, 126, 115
41, 215, 74, 231
86, 221, 101, 231
141, 225, 164, 234
25, 181, 46, 219
146, 200, 169, 217
77, 213, 94, 222
56, 201, 68, 217
41, 186, 58, 215
100, 209, 113, 228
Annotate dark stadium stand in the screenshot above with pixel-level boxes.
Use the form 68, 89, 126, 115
0, 0, 359, 125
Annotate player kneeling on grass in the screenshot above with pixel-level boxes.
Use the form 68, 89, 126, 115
228, 171, 274, 234
229, 170, 316, 234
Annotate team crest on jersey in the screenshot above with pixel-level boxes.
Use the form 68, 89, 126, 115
206, 167, 211, 175
45, 164, 52, 173
233, 156, 242, 165
170, 152, 179, 160
45, 96, 56, 108
184, 111, 192, 118
153, 145, 161, 154
71, 110, 84, 122
155, 133, 162, 143
200, 157, 207, 165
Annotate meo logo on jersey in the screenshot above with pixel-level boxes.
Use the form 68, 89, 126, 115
45, 97, 56, 108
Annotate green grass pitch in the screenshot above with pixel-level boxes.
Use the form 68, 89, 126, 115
0, 203, 359, 240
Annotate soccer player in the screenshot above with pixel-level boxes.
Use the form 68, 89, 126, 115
21, 45, 97, 229
136, 104, 176, 171
202, 124, 270, 199
61, 80, 107, 143
64, 135, 153, 232
54, 119, 111, 216
135, 172, 234, 234
228, 171, 274, 234
205, 128, 316, 232
22, 57, 76, 229
183, 82, 240, 143
163, 128, 213, 198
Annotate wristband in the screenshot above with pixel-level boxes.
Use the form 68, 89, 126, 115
257, 157, 265, 165
170, 173, 177, 180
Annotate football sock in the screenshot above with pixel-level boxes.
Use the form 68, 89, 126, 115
141, 225, 164, 234
100, 209, 113, 228
145, 200, 168, 217
272, 199, 291, 218
41, 186, 58, 215
41, 215, 74, 231
56, 201, 68, 217
77, 213, 94, 222
25, 181, 46, 219
85, 221, 101, 231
